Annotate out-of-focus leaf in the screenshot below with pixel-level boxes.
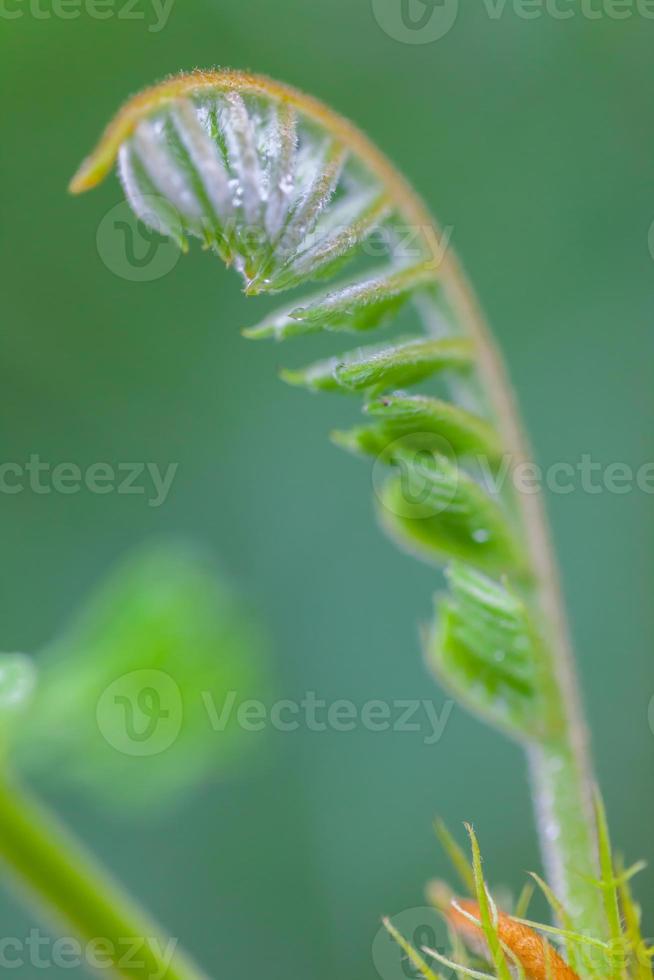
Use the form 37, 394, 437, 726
0, 654, 37, 755
14, 540, 268, 808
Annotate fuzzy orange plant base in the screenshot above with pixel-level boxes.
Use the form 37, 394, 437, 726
447, 899, 580, 980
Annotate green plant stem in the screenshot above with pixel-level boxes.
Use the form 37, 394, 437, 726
527, 739, 602, 933
235, 75, 607, 933
431, 264, 604, 938
0, 775, 206, 980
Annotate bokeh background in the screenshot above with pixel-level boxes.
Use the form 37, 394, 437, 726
1, 2, 653, 976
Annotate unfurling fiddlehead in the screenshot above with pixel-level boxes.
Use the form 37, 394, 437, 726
71, 70, 607, 943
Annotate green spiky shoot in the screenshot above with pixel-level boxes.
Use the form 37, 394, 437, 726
388, 821, 651, 980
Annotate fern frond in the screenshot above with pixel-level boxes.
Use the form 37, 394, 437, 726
243, 262, 435, 338
426, 564, 549, 736
280, 336, 473, 392
378, 454, 525, 576
70, 68, 610, 941
346, 393, 504, 462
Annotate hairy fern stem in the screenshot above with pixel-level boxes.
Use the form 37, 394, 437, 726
70, 70, 606, 943
411, 210, 602, 934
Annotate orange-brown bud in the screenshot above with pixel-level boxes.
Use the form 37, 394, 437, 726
446, 899, 580, 980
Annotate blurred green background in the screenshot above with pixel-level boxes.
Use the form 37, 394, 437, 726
1, 2, 653, 976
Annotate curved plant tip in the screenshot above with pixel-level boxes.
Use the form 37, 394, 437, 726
71, 68, 624, 946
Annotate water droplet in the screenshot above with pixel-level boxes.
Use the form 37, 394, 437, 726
545, 822, 561, 842
472, 528, 490, 543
